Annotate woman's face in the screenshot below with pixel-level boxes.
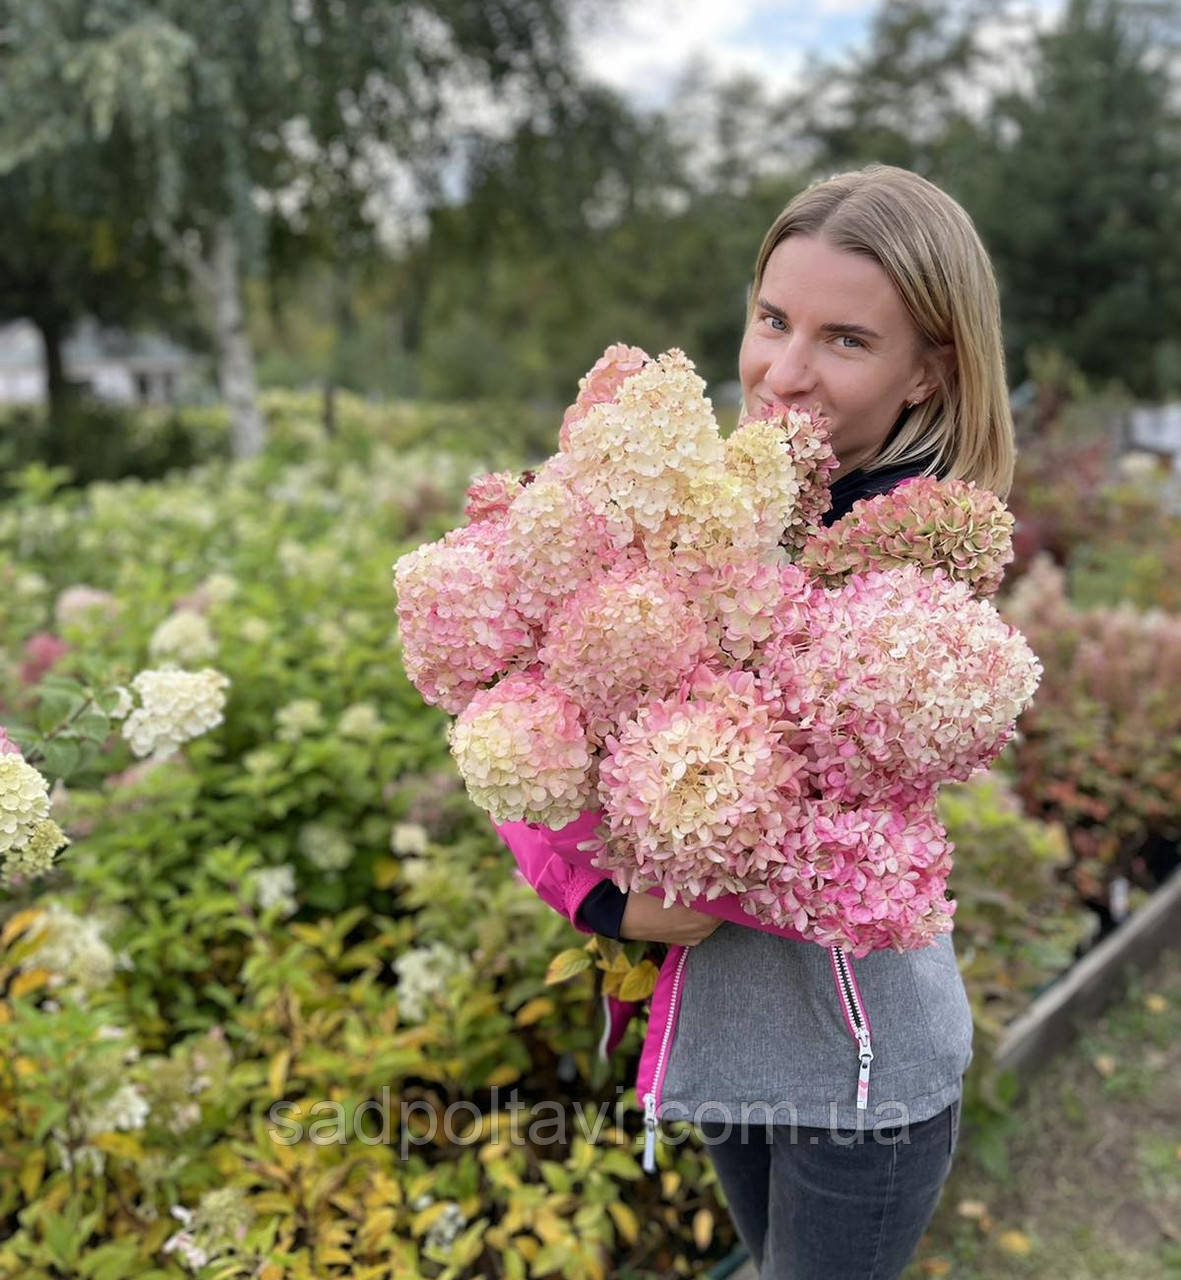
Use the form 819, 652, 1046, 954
739, 234, 941, 479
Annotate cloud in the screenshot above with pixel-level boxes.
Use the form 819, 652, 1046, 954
571, 0, 879, 108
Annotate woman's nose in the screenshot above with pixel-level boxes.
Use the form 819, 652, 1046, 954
764, 335, 817, 400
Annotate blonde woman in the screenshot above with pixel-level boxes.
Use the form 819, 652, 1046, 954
498, 163, 1013, 1278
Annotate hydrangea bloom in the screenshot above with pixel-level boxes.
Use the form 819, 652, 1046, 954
22, 902, 118, 991
539, 560, 710, 740
694, 560, 815, 663
595, 667, 807, 902
20, 632, 68, 686
799, 475, 1014, 597
759, 566, 1043, 802
449, 671, 595, 825
394, 522, 534, 714
121, 667, 231, 759
464, 470, 524, 523
149, 610, 218, 664
0, 755, 52, 860
298, 822, 354, 872
494, 468, 620, 626
337, 702, 382, 740
724, 408, 837, 555
394, 941, 473, 1022
2, 817, 69, 886
559, 342, 649, 449
55, 585, 120, 629
741, 798, 956, 955
254, 864, 297, 916
560, 349, 725, 547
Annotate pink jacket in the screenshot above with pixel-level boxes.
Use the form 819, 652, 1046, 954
491, 811, 875, 1173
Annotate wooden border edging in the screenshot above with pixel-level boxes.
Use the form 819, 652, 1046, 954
993, 867, 1181, 1082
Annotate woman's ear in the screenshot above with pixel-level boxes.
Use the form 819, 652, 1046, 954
915, 341, 955, 403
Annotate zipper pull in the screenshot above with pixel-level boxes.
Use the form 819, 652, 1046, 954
642, 1092, 658, 1174
856, 1028, 873, 1111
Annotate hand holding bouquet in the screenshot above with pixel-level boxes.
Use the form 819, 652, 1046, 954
393, 345, 1042, 956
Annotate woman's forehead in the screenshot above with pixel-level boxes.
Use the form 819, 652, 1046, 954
761, 236, 904, 319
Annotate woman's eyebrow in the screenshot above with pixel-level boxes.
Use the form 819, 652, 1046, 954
756, 296, 884, 341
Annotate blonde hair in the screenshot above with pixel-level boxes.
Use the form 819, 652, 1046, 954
747, 164, 1014, 498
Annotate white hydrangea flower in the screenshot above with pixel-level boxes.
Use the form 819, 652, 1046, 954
390, 822, 428, 856
317, 619, 349, 654
254, 864, 297, 916
22, 902, 118, 991
240, 616, 272, 644
121, 667, 231, 759
275, 699, 324, 743
425, 1202, 467, 1255
85, 1082, 150, 1135
338, 702, 382, 741
0, 756, 52, 858
2, 818, 69, 886
297, 823, 354, 872
201, 572, 239, 605
107, 685, 134, 721
394, 942, 472, 1022
149, 610, 218, 664
15, 571, 48, 598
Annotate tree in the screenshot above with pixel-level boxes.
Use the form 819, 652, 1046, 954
0, 0, 584, 455
791, 0, 996, 177
967, 0, 1181, 395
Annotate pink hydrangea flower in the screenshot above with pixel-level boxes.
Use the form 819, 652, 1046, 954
393, 523, 534, 715
493, 466, 622, 628
21, 632, 69, 686
758, 566, 1043, 802
464, 471, 525, 524
0, 727, 23, 757
799, 475, 1015, 597
559, 343, 649, 449
449, 670, 596, 825
741, 797, 957, 955
538, 559, 710, 741
594, 666, 807, 902
693, 560, 816, 664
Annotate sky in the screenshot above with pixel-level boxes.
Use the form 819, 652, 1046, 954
571, 0, 1068, 110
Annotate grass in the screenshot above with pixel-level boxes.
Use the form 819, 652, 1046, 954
902, 945, 1181, 1279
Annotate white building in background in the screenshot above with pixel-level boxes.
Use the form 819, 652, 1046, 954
0, 318, 200, 406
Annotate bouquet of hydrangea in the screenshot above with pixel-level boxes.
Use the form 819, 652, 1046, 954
393, 345, 1042, 955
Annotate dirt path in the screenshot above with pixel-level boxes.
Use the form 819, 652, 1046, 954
902, 945, 1181, 1279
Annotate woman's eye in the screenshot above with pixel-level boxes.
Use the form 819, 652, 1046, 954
762, 314, 787, 332
837, 334, 863, 350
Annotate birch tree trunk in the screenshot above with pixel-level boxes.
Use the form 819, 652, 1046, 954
209, 220, 265, 459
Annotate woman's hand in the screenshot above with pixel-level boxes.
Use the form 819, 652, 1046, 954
619, 893, 724, 946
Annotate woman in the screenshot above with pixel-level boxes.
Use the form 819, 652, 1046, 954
495, 164, 1015, 1279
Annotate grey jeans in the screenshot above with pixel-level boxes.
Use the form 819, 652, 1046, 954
698, 1096, 961, 1279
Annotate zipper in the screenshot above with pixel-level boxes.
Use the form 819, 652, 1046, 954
641, 945, 689, 1174
829, 945, 873, 1112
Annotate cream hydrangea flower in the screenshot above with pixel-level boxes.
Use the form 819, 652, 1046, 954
449, 671, 595, 825
21, 902, 118, 991
724, 408, 837, 554
394, 942, 473, 1022
2, 817, 69, 885
149, 610, 218, 664
390, 821, 429, 855
297, 822, 354, 871
121, 667, 231, 759
338, 702, 382, 741
0, 755, 52, 859
560, 348, 726, 547
275, 698, 324, 743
